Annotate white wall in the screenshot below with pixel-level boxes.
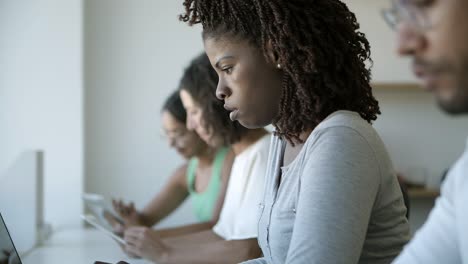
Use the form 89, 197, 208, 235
347, 1, 417, 83
0, 0, 84, 229
84, 0, 204, 227
374, 89, 468, 186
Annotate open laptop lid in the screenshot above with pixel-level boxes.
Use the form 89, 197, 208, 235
0, 213, 22, 264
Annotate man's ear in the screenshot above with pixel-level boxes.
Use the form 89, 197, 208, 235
265, 40, 281, 67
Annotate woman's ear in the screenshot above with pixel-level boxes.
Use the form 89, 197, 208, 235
265, 40, 281, 69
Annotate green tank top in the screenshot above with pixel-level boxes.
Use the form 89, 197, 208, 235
186, 147, 229, 222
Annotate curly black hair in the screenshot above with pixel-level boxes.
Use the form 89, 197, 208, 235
180, 0, 380, 143
179, 52, 248, 146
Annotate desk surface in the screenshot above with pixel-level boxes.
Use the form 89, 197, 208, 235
22, 228, 151, 264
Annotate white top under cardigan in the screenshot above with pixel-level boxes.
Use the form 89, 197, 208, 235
213, 134, 271, 240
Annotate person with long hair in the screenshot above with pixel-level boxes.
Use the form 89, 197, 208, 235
181, 1, 410, 263
111, 91, 234, 238
121, 53, 270, 263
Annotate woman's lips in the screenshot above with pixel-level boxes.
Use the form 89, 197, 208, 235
224, 104, 239, 121
229, 109, 239, 121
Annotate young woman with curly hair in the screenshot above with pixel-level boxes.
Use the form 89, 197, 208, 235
180, 1, 410, 263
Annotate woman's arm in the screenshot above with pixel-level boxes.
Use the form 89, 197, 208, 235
124, 227, 262, 264
113, 164, 190, 228
161, 237, 261, 264
284, 127, 381, 263
153, 150, 236, 238
152, 222, 214, 238
137, 164, 190, 226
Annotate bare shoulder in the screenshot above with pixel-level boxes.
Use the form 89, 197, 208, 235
169, 162, 190, 188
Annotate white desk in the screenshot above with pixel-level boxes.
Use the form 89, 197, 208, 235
22, 228, 151, 264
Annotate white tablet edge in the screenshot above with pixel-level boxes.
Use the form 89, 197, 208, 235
80, 214, 127, 245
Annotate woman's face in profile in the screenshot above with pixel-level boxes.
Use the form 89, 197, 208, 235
179, 89, 221, 148
204, 35, 283, 129
161, 110, 206, 159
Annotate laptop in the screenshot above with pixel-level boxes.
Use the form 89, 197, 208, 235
0, 213, 22, 264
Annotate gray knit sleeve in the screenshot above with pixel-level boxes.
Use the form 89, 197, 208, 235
284, 127, 381, 263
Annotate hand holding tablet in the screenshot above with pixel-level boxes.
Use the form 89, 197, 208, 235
81, 214, 127, 245
83, 193, 125, 230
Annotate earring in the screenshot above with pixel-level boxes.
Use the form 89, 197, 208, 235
277, 63, 282, 69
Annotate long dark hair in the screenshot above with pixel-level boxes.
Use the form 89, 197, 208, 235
179, 52, 248, 145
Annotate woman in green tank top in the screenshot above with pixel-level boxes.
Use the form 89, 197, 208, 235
111, 91, 234, 233
186, 146, 230, 221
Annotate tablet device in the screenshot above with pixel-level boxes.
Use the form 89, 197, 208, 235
82, 193, 124, 230
81, 214, 126, 245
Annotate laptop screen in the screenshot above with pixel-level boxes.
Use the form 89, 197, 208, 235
0, 214, 21, 264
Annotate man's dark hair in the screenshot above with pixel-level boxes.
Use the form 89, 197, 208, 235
181, 0, 380, 143
179, 52, 248, 145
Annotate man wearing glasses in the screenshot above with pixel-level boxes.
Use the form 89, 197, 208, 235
382, 0, 468, 263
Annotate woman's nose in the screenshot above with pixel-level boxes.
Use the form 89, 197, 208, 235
216, 78, 231, 100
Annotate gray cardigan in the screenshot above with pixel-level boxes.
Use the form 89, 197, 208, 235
243, 111, 410, 264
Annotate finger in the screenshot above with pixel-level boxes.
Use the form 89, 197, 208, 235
114, 223, 125, 235
124, 234, 143, 247
112, 199, 118, 210
124, 235, 138, 246
124, 229, 144, 245
125, 244, 141, 257
122, 204, 130, 216
122, 203, 128, 215
122, 245, 140, 259
124, 202, 132, 215
121, 201, 131, 216
125, 226, 145, 235
114, 200, 122, 215
124, 247, 139, 259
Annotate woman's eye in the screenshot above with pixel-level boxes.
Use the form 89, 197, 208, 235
222, 66, 233, 74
